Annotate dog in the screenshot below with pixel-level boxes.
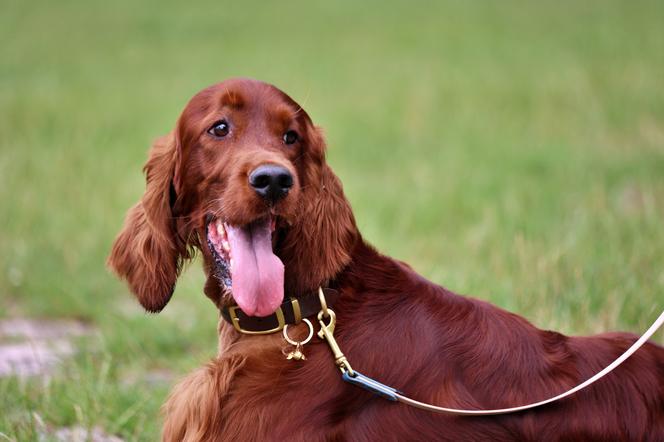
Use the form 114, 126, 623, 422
108, 78, 664, 441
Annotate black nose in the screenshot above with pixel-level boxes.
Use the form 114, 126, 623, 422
249, 165, 293, 202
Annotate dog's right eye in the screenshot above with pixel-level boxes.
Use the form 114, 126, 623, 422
208, 120, 229, 138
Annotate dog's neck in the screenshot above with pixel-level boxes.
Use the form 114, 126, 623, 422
330, 239, 421, 294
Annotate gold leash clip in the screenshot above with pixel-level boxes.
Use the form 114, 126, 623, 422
318, 287, 330, 318
317, 289, 354, 376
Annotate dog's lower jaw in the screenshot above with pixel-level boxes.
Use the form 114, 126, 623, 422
205, 216, 285, 317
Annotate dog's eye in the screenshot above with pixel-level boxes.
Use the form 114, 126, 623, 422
208, 120, 229, 138
283, 130, 298, 145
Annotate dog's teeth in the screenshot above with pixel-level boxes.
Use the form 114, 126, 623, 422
222, 239, 230, 252
229, 258, 234, 270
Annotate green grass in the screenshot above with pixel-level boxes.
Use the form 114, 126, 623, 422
1, 0, 663, 440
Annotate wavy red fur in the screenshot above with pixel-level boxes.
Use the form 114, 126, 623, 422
108, 78, 664, 441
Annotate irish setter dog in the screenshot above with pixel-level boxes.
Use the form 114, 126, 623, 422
109, 78, 664, 441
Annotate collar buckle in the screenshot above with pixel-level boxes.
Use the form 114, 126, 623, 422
228, 305, 286, 335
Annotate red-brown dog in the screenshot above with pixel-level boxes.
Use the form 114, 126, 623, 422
109, 78, 664, 441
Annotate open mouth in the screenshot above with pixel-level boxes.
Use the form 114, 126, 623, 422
206, 216, 284, 317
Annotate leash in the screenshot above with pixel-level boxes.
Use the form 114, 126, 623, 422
314, 289, 664, 416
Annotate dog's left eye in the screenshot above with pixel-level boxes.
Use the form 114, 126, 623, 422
283, 130, 298, 145
208, 120, 229, 138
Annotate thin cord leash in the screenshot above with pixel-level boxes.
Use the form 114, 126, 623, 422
315, 288, 664, 416
394, 309, 664, 415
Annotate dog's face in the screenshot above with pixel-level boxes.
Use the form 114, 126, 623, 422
176, 79, 321, 316
108, 78, 357, 316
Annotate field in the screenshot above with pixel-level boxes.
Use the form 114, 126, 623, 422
1, 0, 663, 440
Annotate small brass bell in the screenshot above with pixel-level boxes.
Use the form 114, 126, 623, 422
282, 319, 314, 362
286, 344, 306, 360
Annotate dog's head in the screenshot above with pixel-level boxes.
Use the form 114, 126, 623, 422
108, 78, 357, 315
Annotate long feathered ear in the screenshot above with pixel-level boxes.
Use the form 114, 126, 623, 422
107, 132, 188, 312
281, 126, 359, 295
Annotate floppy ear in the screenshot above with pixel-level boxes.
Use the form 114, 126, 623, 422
107, 133, 188, 312
281, 126, 359, 295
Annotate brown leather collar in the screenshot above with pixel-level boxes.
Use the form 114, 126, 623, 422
220, 288, 339, 335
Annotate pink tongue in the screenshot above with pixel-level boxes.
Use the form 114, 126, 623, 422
226, 219, 284, 317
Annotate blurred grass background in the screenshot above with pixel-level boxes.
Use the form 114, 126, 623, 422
1, 0, 663, 440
